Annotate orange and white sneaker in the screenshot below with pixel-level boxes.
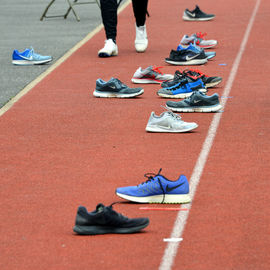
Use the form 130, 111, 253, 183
180, 32, 217, 49
131, 66, 174, 84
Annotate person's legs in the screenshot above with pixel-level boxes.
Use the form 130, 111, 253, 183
132, 0, 149, 52
132, 0, 148, 27
98, 0, 118, 57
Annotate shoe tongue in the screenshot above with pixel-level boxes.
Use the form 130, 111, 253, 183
96, 203, 105, 213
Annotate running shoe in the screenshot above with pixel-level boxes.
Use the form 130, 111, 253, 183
180, 32, 217, 49
177, 42, 216, 60
98, 39, 118, 57
135, 24, 148, 52
157, 73, 206, 99
12, 47, 52, 65
183, 69, 222, 88
183, 5, 215, 21
131, 66, 174, 84
145, 110, 198, 133
116, 169, 191, 204
93, 78, 144, 98
165, 48, 208, 66
73, 203, 149, 235
166, 91, 222, 112
161, 70, 184, 88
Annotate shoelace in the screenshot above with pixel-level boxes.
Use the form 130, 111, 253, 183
138, 168, 166, 203
113, 78, 127, 89
186, 69, 209, 78
196, 32, 207, 40
152, 66, 163, 74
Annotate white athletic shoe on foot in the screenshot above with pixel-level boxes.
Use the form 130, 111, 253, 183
98, 39, 118, 57
135, 24, 148, 53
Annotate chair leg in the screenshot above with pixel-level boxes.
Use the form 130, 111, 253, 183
64, 0, 80, 21
40, 0, 57, 21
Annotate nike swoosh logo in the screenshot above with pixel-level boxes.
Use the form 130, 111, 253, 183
20, 55, 33, 61
166, 182, 185, 192
159, 125, 172, 130
186, 54, 199, 61
186, 11, 196, 17
193, 100, 201, 103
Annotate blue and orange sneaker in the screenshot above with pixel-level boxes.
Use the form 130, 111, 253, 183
12, 47, 52, 65
157, 70, 206, 99
116, 169, 191, 204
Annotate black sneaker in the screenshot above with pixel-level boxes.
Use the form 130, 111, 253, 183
183, 69, 222, 88
183, 5, 215, 21
93, 78, 144, 98
166, 91, 222, 112
73, 203, 149, 235
161, 70, 184, 88
165, 49, 208, 66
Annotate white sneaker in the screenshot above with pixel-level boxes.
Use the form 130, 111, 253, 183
98, 39, 118, 57
135, 24, 148, 53
146, 110, 198, 133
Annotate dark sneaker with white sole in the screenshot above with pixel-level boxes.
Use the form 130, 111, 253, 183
183, 69, 222, 88
165, 49, 208, 66
183, 5, 215, 21
73, 203, 149, 235
166, 91, 222, 112
158, 72, 206, 99
93, 78, 144, 98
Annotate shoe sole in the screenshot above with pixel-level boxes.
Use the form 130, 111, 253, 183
116, 192, 191, 204
146, 123, 198, 133
157, 88, 207, 99
12, 59, 52, 65
205, 80, 222, 88
98, 51, 118, 58
166, 103, 222, 113
182, 15, 215, 21
93, 89, 144, 98
165, 58, 208, 66
131, 78, 163, 84
73, 222, 149, 235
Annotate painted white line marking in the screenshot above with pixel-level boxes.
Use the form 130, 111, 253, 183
159, 0, 261, 269
163, 238, 183, 243
0, 0, 131, 118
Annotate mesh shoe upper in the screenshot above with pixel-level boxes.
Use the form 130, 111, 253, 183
96, 78, 143, 94
75, 204, 149, 228
116, 170, 190, 198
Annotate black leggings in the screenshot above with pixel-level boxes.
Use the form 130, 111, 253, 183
100, 0, 149, 41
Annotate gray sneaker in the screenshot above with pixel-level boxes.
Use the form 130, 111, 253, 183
166, 91, 222, 112
93, 78, 144, 98
146, 110, 198, 133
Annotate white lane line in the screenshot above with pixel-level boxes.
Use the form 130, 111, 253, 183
159, 0, 261, 269
0, 0, 131, 118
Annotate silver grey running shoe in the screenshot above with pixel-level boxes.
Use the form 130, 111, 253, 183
166, 91, 222, 112
146, 110, 198, 133
131, 66, 174, 84
93, 78, 144, 98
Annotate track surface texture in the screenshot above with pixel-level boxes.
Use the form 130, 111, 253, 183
0, 0, 269, 270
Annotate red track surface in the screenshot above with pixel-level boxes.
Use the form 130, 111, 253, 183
0, 0, 269, 269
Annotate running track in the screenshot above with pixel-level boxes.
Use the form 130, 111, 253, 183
0, 0, 269, 269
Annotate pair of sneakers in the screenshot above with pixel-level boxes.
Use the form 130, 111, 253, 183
98, 24, 148, 57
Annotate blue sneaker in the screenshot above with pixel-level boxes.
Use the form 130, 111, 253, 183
12, 47, 52, 65
116, 169, 191, 204
177, 42, 216, 60
157, 72, 206, 99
